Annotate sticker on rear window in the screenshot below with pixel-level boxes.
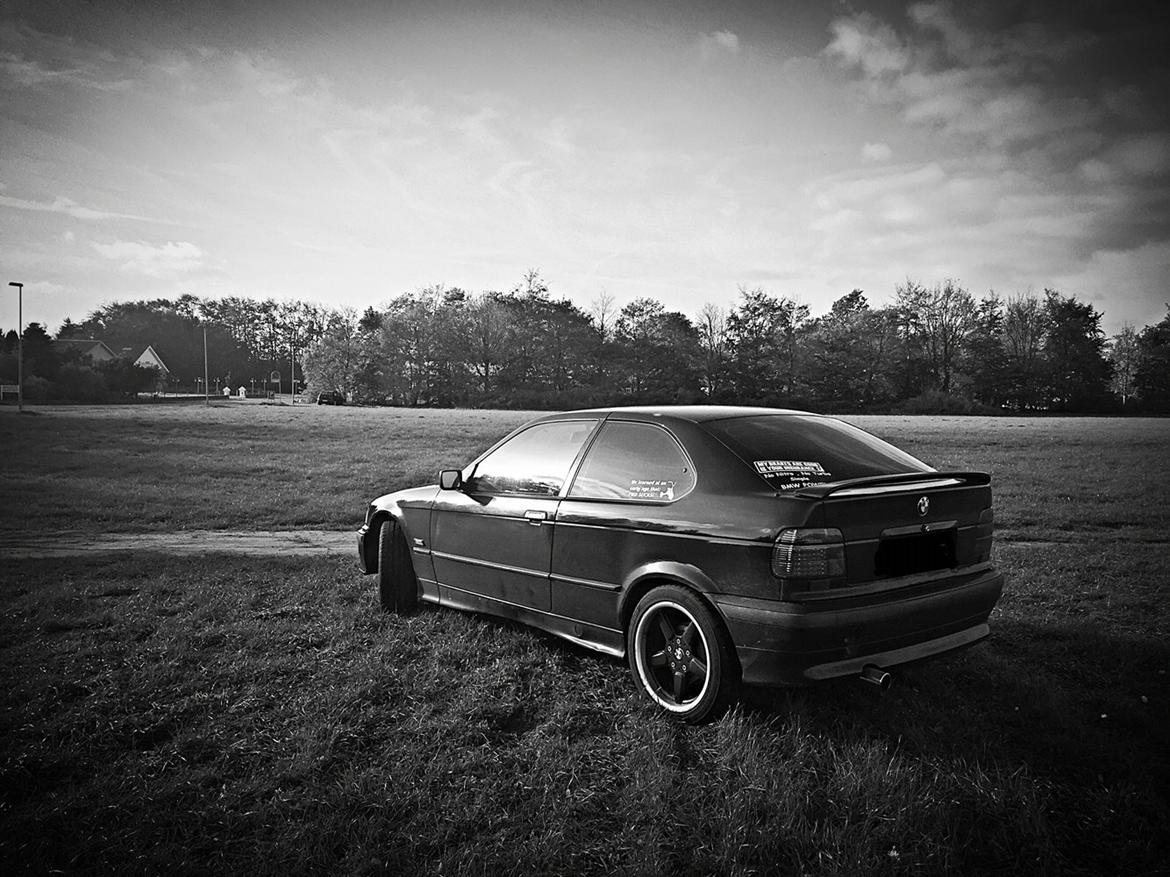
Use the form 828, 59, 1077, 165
753, 460, 832, 489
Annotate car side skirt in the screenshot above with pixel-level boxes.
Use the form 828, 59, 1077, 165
426, 579, 626, 658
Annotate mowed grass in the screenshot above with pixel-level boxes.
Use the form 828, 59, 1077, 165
1, 405, 1168, 875
0, 403, 535, 533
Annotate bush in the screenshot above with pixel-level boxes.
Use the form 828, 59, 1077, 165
898, 390, 1002, 416
53, 365, 110, 403
21, 375, 53, 402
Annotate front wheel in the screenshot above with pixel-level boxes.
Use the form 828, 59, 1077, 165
627, 585, 739, 723
378, 519, 419, 614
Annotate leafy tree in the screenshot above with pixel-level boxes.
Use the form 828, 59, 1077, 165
22, 323, 59, 380
540, 297, 600, 405
1134, 306, 1170, 412
894, 279, 976, 394
725, 287, 808, 403
1001, 293, 1049, 410
803, 291, 897, 409
1043, 289, 1112, 411
614, 298, 701, 402
963, 293, 1009, 408
304, 308, 362, 399
455, 294, 505, 399
382, 288, 448, 406
492, 290, 597, 407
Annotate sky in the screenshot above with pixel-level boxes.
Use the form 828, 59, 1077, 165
2, 0, 1168, 336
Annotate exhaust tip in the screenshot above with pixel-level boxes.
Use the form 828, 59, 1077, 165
860, 664, 892, 691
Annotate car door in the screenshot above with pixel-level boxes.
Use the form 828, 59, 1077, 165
552, 420, 698, 628
430, 418, 599, 614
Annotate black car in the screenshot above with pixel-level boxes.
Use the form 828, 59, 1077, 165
357, 406, 1004, 722
316, 390, 346, 405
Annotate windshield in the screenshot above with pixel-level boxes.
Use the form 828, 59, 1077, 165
701, 414, 932, 491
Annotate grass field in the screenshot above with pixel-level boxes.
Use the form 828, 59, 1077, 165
1, 404, 1167, 875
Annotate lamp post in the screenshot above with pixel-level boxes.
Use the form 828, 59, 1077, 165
7, 282, 23, 413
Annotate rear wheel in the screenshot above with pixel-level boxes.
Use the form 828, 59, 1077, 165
627, 585, 739, 723
378, 519, 418, 614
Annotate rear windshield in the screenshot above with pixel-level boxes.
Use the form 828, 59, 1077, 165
701, 415, 932, 491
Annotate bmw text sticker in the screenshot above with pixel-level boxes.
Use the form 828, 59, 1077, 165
752, 460, 831, 490
629, 479, 676, 500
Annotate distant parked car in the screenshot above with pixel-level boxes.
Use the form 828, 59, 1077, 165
316, 390, 346, 405
356, 406, 1004, 722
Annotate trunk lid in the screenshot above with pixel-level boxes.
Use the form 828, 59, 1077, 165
796, 472, 995, 585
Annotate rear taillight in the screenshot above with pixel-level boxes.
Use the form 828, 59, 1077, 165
772, 528, 846, 597
976, 507, 994, 562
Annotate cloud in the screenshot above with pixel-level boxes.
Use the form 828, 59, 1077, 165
0, 22, 135, 92
0, 194, 174, 224
821, 3, 1158, 153
700, 30, 740, 60
92, 240, 203, 276
823, 1, 1170, 292
862, 142, 892, 162
825, 14, 907, 78
803, 158, 1106, 295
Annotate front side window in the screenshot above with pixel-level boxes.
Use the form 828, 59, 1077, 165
464, 420, 597, 496
569, 421, 695, 502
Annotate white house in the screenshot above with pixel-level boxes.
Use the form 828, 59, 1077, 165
131, 345, 170, 377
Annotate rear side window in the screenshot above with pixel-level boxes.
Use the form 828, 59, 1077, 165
569, 421, 695, 502
702, 415, 931, 491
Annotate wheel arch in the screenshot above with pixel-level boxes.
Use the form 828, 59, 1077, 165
364, 504, 409, 572
617, 561, 723, 634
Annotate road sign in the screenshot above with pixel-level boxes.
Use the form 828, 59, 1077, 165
269, 370, 280, 382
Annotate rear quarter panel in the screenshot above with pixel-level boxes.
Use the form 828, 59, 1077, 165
549, 418, 819, 629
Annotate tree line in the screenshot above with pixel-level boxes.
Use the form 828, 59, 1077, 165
2, 271, 1168, 412
304, 271, 1169, 413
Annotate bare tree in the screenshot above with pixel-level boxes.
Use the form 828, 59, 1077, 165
696, 302, 728, 397
589, 291, 616, 343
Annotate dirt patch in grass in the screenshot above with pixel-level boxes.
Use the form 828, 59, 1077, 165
0, 529, 352, 559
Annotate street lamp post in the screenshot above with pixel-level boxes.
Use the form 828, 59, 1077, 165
7, 282, 23, 413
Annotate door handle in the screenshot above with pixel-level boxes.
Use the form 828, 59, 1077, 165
524, 510, 548, 525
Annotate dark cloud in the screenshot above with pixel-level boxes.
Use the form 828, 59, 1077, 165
824, 0, 1170, 319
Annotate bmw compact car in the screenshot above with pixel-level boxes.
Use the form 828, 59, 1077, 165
357, 406, 1004, 722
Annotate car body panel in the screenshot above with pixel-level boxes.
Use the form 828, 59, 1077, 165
430, 490, 558, 612
716, 564, 1002, 685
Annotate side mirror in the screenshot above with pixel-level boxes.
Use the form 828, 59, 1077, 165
438, 469, 463, 491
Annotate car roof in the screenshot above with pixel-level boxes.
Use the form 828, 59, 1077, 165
543, 405, 820, 424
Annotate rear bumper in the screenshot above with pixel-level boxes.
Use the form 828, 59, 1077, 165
714, 566, 1004, 686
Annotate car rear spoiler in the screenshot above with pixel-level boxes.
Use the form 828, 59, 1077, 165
792, 471, 991, 500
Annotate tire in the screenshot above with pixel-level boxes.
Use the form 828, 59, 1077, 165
627, 584, 739, 724
378, 518, 419, 614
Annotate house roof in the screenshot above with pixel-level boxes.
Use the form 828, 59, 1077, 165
56, 339, 118, 360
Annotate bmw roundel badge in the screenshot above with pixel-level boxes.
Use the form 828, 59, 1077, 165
917, 496, 930, 516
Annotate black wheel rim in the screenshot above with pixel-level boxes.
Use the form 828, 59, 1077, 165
634, 601, 711, 712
